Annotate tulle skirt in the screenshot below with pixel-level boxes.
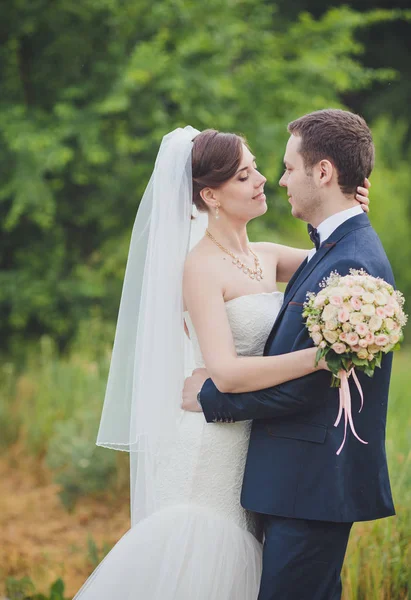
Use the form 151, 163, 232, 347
73, 504, 262, 600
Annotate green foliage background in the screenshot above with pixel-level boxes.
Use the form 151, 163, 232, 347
1, 2, 411, 597
1, 1, 410, 351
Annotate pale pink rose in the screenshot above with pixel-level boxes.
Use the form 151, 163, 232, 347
384, 318, 395, 332
339, 332, 348, 342
343, 277, 355, 287
342, 322, 352, 333
359, 339, 369, 348
384, 305, 395, 317
329, 295, 344, 307
346, 332, 360, 346
355, 323, 369, 336
311, 324, 321, 333
369, 315, 383, 332
376, 306, 386, 318
352, 344, 361, 352
314, 295, 326, 308
337, 307, 350, 323
323, 330, 338, 344
391, 321, 401, 332
350, 312, 365, 326
375, 334, 390, 346
362, 292, 375, 304
319, 340, 327, 349
350, 297, 362, 310
374, 291, 388, 306
365, 332, 375, 345
312, 332, 323, 346
389, 333, 400, 345
332, 342, 347, 355
361, 304, 376, 317
322, 304, 339, 321
325, 319, 338, 331
357, 348, 369, 360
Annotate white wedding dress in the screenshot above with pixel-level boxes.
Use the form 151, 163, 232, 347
74, 291, 283, 600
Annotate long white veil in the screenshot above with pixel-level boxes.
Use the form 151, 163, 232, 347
96, 126, 208, 524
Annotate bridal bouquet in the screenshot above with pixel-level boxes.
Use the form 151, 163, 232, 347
303, 269, 407, 454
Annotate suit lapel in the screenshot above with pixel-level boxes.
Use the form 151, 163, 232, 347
265, 213, 371, 353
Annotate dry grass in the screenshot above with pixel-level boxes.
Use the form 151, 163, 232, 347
0, 444, 130, 598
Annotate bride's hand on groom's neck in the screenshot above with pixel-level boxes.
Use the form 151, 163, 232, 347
356, 178, 371, 213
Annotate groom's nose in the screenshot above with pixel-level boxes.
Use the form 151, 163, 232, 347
279, 173, 287, 187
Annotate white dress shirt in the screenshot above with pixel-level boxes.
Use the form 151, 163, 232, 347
307, 205, 363, 262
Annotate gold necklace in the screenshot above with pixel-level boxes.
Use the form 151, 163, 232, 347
206, 229, 264, 281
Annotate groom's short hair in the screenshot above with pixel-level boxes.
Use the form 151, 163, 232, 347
288, 109, 374, 195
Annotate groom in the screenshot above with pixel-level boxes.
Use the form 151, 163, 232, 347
182, 109, 395, 600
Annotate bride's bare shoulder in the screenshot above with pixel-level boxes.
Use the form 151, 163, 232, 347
185, 238, 218, 276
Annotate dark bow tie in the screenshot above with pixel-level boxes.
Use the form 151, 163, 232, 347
307, 224, 320, 250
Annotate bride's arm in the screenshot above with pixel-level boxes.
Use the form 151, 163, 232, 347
183, 258, 322, 395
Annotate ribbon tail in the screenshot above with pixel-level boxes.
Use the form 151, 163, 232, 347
336, 371, 349, 456
335, 369, 368, 456
351, 368, 364, 413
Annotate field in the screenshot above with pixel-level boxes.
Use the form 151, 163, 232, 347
0, 342, 410, 599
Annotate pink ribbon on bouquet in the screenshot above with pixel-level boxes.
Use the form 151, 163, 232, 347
334, 368, 368, 456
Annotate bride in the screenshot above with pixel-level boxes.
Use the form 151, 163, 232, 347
73, 126, 369, 600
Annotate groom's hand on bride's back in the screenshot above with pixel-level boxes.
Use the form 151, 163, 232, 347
182, 368, 209, 412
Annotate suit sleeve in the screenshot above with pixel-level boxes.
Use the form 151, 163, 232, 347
200, 345, 331, 423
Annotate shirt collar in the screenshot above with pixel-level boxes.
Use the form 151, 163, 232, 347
317, 205, 363, 245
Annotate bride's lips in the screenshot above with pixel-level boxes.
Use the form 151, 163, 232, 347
253, 191, 266, 201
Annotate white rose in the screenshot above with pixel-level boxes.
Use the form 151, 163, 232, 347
368, 343, 381, 354
325, 319, 338, 331
369, 315, 383, 332
323, 330, 338, 344
312, 332, 323, 346
362, 292, 375, 304
384, 318, 395, 332
374, 291, 388, 306
350, 312, 365, 326
322, 304, 339, 321
361, 304, 376, 317
357, 348, 369, 360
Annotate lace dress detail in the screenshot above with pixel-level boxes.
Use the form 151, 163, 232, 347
74, 291, 283, 600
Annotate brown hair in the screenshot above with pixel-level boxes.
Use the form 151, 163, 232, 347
191, 129, 246, 212
288, 109, 374, 194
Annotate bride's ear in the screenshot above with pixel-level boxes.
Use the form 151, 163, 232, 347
200, 187, 219, 211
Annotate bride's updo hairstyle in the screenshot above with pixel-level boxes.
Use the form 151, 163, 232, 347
191, 129, 247, 212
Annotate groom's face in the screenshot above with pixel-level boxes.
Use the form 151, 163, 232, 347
279, 135, 321, 223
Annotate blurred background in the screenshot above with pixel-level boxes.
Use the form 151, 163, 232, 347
1, 0, 410, 598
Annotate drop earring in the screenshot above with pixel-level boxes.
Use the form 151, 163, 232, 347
215, 203, 220, 220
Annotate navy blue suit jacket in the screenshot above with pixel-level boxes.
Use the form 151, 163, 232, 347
200, 213, 395, 523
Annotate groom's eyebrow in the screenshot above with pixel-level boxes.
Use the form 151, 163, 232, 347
235, 156, 256, 175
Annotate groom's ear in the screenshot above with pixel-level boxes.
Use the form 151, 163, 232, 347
317, 159, 334, 187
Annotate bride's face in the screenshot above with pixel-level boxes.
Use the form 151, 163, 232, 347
214, 145, 267, 222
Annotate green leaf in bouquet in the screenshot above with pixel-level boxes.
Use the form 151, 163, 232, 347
364, 366, 375, 378
375, 352, 382, 369
325, 351, 344, 376
341, 356, 353, 371
351, 355, 369, 367
315, 346, 326, 367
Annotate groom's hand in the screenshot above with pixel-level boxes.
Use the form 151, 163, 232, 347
181, 368, 209, 412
